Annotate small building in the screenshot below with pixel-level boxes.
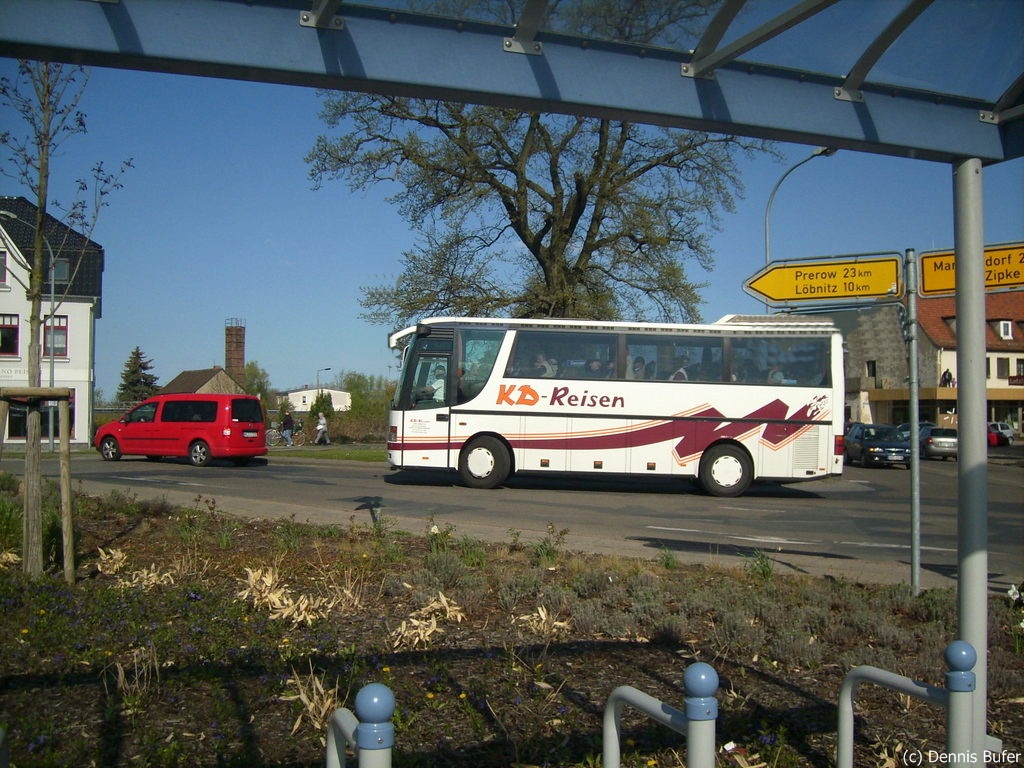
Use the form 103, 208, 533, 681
0, 196, 105, 444
161, 366, 244, 395
279, 386, 351, 415
829, 292, 1024, 432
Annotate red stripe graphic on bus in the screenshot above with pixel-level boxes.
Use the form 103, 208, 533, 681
393, 396, 830, 456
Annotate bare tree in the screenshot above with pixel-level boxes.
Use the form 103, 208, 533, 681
0, 60, 131, 576
306, 1, 772, 328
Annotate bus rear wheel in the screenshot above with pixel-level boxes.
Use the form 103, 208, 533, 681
699, 444, 752, 497
459, 436, 511, 489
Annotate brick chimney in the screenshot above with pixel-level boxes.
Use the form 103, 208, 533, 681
225, 318, 246, 383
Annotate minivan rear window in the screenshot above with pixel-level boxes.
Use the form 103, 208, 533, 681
163, 401, 217, 423
231, 398, 263, 423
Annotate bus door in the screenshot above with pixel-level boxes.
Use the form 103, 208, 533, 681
397, 350, 453, 469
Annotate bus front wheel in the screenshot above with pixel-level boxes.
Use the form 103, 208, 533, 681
459, 436, 511, 489
699, 444, 752, 497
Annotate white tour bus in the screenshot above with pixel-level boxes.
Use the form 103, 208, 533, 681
387, 316, 844, 497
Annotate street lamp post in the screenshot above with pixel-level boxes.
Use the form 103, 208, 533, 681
316, 367, 332, 394
763, 147, 837, 270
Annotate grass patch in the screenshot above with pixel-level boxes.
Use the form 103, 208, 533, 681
0, 486, 1021, 767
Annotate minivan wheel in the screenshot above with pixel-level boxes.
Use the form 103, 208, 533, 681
189, 440, 211, 467
99, 436, 122, 461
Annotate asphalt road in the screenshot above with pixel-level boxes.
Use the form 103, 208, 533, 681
16, 449, 1024, 592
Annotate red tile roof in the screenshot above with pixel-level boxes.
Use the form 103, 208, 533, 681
915, 292, 1024, 351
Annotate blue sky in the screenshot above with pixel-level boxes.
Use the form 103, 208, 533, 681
2, 63, 1022, 397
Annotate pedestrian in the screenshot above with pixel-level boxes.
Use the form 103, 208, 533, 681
315, 411, 331, 445
281, 410, 294, 447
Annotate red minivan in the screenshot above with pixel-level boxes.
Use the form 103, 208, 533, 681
94, 394, 267, 466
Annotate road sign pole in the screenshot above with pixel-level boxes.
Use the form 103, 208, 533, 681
904, 249, 921, 594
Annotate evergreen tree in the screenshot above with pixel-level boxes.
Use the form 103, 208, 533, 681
309, 391, 334, 421
115, 346, 159, 404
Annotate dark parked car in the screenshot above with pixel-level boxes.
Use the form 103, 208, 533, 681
920, 426, 958, 460
844, 423, 912, 468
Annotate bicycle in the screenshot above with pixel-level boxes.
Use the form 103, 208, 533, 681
266, 424, 306, 447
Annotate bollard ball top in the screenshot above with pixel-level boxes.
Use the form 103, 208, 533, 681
944, 640, 976, 672
684, 662, 719, 698
355, 683, 395, 723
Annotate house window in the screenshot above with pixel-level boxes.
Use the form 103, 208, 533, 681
985, 358, 990, 379
865, 360, 877, 377
44, 315, 68, 357
0, 314, 18, 356
998, 320, 1013, 340
51, 258, 70, 285
1017, 359, 1024, 377
996, 357, 1010, 379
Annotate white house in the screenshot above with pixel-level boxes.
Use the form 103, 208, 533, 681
280, 386, 352, 416
0, 196, 104, 445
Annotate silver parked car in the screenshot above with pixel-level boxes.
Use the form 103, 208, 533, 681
920, 426, 958, 460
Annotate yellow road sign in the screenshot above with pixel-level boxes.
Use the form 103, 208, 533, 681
919, 243, 1024, 297
744, 254, 903, 306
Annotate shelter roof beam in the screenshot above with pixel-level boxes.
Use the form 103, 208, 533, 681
836, 0, 933, 103
504, 0, 548, 56
683, 0, 837, 79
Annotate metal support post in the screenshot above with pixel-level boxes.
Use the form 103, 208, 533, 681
951, 158, 992, 752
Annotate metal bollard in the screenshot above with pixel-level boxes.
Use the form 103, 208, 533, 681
945, 640, 976, 765
602, 662, 718, 768
326, 683, 395, 768
684, 662, 719, 768
836, 641, 978, 768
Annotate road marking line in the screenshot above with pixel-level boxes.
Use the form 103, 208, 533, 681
648, 526, 954, 552
647, 526, 818, 545
112, 476, 204, 487
726, 534, 820, 545
838, 541, 956, 552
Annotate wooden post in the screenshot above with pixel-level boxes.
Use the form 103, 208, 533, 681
59, 398, 74, 584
